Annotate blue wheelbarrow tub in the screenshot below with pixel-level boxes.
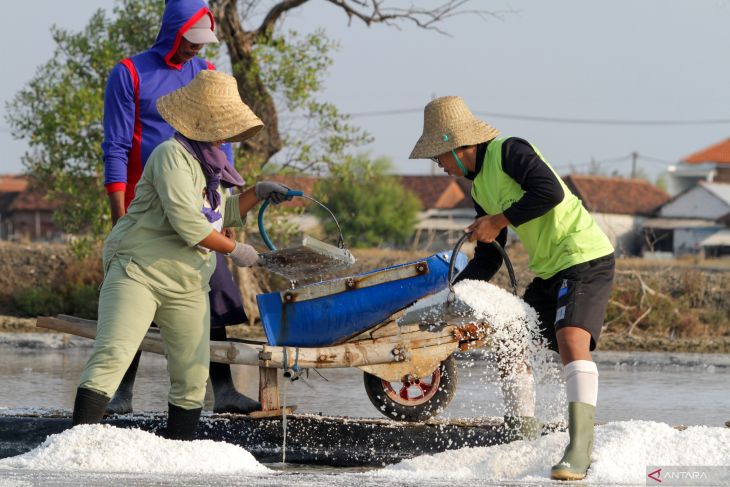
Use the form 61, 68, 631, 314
257, 251, 467, 347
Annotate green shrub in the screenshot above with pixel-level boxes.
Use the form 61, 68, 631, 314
14, 283, 99, 319
14, 287, 66, 317
312, 155, 421, 248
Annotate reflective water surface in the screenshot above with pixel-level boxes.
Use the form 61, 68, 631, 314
1, 343, 728, 426
1, 338, 728, 487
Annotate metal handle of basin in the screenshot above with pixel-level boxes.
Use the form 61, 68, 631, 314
448, 231, 518, 297
257, 190, 347, 251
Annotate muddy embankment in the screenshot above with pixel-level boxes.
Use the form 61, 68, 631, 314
0, 242, 728, 353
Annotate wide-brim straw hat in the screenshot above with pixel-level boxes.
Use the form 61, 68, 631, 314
157, 70, 263, 143
409, 96, 500, 159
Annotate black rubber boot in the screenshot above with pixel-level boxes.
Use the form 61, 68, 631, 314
209, 327, 261, 414
162, 403, 202, 441
72, 387, 111, 425
105, 350, 141, 415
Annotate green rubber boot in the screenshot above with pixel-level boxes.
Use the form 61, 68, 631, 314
503, 415, 543, 441
551, 402, 595, 481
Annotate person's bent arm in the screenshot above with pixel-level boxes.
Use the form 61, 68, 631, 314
197, 230, 258, 267
500, 137, 564, 226
238, 187, 259, 216
108, 191, 126, 225
197, 230, 235, 254
454, 202, 508, 284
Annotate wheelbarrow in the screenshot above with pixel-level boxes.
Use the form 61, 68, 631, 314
37, 199, 513, 422
38, 246, 493, 422
246, 231, 515, 422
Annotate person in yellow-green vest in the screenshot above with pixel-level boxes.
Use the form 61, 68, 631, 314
410, 96, 615, 482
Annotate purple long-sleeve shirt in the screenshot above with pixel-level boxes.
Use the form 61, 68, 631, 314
102, 0, 233, 209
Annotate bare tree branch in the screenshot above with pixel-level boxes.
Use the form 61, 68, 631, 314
323, 0, 507, 35
256, 0, 311, 38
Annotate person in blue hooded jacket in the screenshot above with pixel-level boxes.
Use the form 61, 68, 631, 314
101, 0, 260, 415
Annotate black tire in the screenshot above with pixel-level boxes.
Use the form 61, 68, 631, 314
363, 356, 458, 422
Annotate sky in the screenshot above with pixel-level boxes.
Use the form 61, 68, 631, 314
2, 0, 730, 181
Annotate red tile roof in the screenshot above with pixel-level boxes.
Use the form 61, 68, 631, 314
682, 138, 730, 164
262, 174, 471, 210
8, 189, 60, 211
454, 178, 475, 209
563, 174, 670, 216
398, 176, 466, 209
0, 175, 28, 193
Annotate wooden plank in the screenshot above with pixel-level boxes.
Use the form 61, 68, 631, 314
37, 316, 261, 366
358, 342, 458, 382
36, 317, 166, 355
248, 406, 296, 419
259, 367, 280, 411
37, 315, 471, 370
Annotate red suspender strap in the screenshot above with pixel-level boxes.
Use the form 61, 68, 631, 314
119, 58, 142, 210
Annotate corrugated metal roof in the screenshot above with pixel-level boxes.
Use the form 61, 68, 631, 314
701, 182, 730, 205
700, 229, 730, 246
642, 218, 722, 229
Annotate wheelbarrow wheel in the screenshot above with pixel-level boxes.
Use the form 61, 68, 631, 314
363, 356, 458, 422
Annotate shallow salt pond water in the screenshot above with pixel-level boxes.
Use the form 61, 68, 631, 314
1, 338, 729, 486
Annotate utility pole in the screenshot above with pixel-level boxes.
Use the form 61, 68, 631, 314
631, 151, 638, 179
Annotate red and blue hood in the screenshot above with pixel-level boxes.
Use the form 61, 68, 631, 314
151, 0, 214, 69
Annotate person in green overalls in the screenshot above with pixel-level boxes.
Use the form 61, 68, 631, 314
410, 96, 615, 481
72, 70, 292, 440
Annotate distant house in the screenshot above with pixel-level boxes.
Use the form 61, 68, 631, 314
562, 174, 670, 256
699, 228, 730, 258
642, 182, 730, 256
399, 175, 475, 248
666, 137, 730, 196
0, 175, 61, 242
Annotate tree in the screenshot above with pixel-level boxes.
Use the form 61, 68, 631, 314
5, 1, 165, 252
209, 0, 494, 173
312, 155, 421, 247
7, 0, 489, 314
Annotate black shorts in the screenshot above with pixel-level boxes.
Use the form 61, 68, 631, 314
523, 254, 615, 353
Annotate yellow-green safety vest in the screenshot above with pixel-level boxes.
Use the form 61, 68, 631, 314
471, 137, 614, 279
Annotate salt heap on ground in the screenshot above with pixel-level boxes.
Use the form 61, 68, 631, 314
0, 424, 269, 474
378, 421, 730, 484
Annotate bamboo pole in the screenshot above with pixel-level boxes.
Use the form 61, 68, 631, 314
35, 315, 467, 369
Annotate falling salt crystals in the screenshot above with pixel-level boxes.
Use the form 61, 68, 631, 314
404, 279, 564, 420
405, 279, 547, 363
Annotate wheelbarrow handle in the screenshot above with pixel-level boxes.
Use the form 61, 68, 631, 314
448, 231, 518, 296
258, 189, 348, 252
257, 189, 304, 251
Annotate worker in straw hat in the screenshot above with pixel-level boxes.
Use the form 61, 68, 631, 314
102, 0, 261, 416
73, 70, 293, 440
410, 96, 615, 481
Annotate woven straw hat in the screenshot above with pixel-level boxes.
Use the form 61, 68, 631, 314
409, 96, 500, 159
157, 70, 263, 143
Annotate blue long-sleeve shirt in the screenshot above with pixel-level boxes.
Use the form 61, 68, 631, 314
102, 0, 233, 209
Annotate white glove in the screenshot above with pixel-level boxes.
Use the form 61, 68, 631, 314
254, 181, 292, 204
226, 242, 259, 267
